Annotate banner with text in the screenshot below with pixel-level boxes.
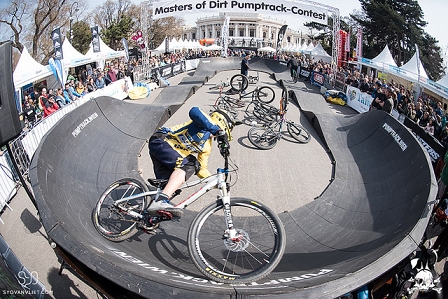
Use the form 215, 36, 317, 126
153, 0, 329, 25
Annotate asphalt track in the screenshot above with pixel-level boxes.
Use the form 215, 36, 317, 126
29, 57, 437, 298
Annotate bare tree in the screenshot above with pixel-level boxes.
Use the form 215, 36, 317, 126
0, 0, 87, 65
0, 0, 29, 53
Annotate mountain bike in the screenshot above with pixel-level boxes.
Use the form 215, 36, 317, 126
248, 88, 311, 149
213, 85, 244, 118
215, 84, 275, 119
92, 142, 286, 284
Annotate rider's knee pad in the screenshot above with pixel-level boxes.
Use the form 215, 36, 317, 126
181, 154, 200, 180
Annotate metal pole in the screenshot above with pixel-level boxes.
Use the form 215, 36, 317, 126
69, 2, 79, 43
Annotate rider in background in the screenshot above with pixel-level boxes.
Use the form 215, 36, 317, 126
147, 107, 236, 217
286, 56, 299, 78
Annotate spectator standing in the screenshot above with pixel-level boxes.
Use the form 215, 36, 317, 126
240, 54, 251, 77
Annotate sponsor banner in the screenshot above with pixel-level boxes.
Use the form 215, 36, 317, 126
404, 117, 444, 163
346, 85, 372, 113
51, 28, 63, 60
310, 71, 325, 87
299, 69, 310, 78
153, 0, 329, 25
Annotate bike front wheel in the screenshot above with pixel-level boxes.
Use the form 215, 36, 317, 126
248, 126, 278, 149
92, 178, 149, 242
256, 86, 275, 104
230, 74, 249, 92
287, 122, 311, 143
188, 198, 285, 284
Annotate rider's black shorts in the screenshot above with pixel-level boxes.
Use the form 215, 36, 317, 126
149, 133, 199, 180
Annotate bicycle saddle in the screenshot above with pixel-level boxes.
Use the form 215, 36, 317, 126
147, 178, 168, 188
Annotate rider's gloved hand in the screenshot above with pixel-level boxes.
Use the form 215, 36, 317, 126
216, 130, 228, 143
216, 130, 230, 156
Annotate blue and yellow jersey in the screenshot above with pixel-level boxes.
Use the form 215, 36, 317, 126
160, 107, 221, 178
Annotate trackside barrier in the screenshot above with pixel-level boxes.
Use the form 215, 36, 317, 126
0, 78, 133, 217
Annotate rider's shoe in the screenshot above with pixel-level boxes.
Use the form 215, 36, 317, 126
147, 194, 183, 218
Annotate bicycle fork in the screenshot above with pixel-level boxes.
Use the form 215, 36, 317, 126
217, 170, 241, 242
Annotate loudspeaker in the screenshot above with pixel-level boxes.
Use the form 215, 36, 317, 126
0, 41, 22, 146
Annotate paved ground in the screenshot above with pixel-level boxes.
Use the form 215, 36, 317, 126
0, 68, 444, 298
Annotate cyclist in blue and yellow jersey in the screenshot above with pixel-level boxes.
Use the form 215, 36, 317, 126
147, 107, 237, 217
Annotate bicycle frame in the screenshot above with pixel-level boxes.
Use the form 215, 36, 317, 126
113, 166, 239, 239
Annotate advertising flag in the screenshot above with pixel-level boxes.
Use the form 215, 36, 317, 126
355, 27, 363, 58
277, 25, 288, 53
51, 28, 63, 60
122, 38, 130, 62
91, 26, 101, 53
221, 17, 230, 57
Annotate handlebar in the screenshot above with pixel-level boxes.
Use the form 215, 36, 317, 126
218, 141, 230, 169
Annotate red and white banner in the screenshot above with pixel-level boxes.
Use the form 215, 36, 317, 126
337, 30, 347, 66
355, 27, 363, 59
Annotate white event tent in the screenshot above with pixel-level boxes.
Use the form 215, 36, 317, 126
398, 51, 429, 83
13, 46, 53, 89
85, 36, 126, 69
62, 39, 94, 69
310, 43, 332, 63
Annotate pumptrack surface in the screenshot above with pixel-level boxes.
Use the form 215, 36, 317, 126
30, 57, 437, 298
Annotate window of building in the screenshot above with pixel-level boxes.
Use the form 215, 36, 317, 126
249, 29, 255, 37
239, 29, 244, 37
263, 32, 267, 39
229, 29, 234, 36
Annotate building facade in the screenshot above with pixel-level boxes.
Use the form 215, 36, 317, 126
182, 12, 310, 49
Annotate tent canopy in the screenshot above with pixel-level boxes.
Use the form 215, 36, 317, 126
437, 74, 448, 89
62, 39, 93, 68
258, 46, 276, 53
86, 36, 126, 62
310, 43, 331, 63
13, 46, 53, 89
371, 45, 397, 67
399, 51, 429, 82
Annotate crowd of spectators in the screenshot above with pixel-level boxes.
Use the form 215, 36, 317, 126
21, 57, 133, 128
22, 48, 447, 144
338, 64, 447, 143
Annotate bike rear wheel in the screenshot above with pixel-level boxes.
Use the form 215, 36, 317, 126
248, 126, 278, 149
230, 74, 249, 92
287, 122, 311, 143
188, 198, 285, 284
92, 178, 148, 242
256, 86, 275, 104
